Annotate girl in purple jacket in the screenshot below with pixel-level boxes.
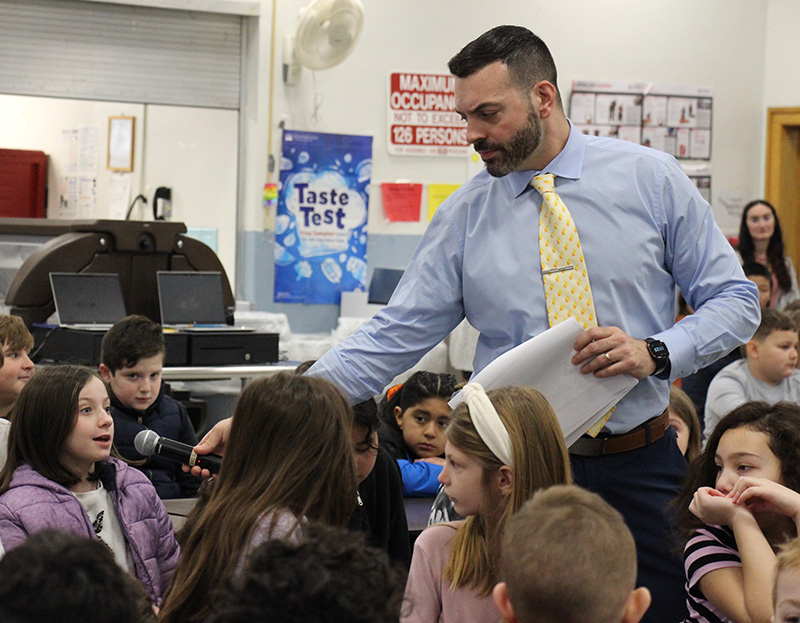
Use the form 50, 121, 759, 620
0, 365, 180, 607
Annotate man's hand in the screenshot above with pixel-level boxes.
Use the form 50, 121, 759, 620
572, 326, 657, 379
182, 418, 232, 479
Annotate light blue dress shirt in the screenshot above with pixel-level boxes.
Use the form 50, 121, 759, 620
310, 123, 760, 433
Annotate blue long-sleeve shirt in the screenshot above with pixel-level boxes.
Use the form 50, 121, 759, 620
397, 459, 442, 497
310, 122, 760, 434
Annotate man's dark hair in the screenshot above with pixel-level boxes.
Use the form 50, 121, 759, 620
448, 25, 561, 103
208, 524, 405, 623
101, 314, 165, 372
0, 530, 156, 623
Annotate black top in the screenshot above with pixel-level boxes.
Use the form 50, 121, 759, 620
349, 447, 411, 569
110, 381, 201, 499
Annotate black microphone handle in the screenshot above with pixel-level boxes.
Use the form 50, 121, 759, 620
156, 437, 223, 474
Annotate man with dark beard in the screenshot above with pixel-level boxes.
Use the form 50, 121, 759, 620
198, 26, 759, 623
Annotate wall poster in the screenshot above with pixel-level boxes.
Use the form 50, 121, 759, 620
274, 130, 373, 305
388, 72, 468, 157
569, 81, 713, 160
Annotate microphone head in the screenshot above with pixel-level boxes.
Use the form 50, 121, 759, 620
134, 429, 160, 456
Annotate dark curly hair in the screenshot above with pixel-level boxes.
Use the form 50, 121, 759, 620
207, 524, 405, 623
674, 401, 800, 543
0, 530, 156, 623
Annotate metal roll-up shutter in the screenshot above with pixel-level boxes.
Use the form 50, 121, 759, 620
0, 0, 242, 109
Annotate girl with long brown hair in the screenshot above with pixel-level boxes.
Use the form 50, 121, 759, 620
159, 373, 356, 623
401, 384, 571, 623
738, 199, 799, 310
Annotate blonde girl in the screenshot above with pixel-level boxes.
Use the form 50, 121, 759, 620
402, 384, 571, 623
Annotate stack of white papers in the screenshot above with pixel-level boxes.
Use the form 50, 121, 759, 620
449, 318, 638, 446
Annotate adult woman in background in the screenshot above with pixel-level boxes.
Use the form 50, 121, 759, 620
738, 199, 799, 309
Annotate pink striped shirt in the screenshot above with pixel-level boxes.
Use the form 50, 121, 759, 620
683, 525, 741, 623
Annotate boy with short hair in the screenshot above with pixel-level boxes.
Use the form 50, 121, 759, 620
494, 485, 650, 623
743, 262, 773, 309
683, 265, 774, 422
704, 308, 800, 438
0, 315, 34, 420
774, 536, 800, 623
0, 315, 34, 469
100, 314, 200, 498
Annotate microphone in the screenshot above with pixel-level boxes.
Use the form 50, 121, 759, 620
134, 430, 222, 475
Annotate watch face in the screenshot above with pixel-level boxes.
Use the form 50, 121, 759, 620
650, 342, 668, 357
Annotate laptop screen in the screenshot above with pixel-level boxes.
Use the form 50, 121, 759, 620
368, 268, 405, 305
157, 271, 227, 326
49, 273, 127, 326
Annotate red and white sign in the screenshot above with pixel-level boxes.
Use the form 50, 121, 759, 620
388, 72, 469, 157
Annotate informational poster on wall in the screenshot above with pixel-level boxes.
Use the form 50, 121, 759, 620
387, 72, 468, 157
274, 130, 373, 305
569, 81, 713, 160
689, 175, 712, 203
59, 125, 99, 218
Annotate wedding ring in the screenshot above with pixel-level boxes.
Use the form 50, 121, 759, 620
604, 352, 612, 363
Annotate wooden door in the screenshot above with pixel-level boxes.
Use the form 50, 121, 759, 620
765, 108, 800, 275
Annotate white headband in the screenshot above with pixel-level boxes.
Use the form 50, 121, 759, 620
459, 383, 514, 467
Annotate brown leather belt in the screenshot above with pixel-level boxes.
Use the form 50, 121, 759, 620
568, 409, 670, 457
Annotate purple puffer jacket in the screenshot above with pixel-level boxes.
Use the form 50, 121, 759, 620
0, 457, 180, 605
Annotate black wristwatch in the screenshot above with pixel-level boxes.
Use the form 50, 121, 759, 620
645, 338, 671, 380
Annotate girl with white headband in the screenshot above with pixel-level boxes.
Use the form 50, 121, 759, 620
401, 384, 571, 623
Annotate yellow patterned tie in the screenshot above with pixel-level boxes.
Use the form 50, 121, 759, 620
532, 173, 612, 436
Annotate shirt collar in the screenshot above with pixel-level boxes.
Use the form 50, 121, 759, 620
507, 119, 586, 197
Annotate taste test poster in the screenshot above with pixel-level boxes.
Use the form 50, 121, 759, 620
274, 130, 373, 304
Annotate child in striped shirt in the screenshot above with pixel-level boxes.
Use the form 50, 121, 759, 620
674, 401, 800, 623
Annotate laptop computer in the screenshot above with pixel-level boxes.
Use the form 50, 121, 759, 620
157, 271, 250, 331
49, 272, 127, 330
368, 268, 405, 305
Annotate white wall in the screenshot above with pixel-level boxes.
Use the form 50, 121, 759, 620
143, 105, 239, 277
761, 0, 800, 193
0, 95, 238, 278
0, 95, 145, 217
247, 0, 770, 237
764, 0, 800, 107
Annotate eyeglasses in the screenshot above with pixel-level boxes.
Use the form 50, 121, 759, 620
355, 442, 379, 456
